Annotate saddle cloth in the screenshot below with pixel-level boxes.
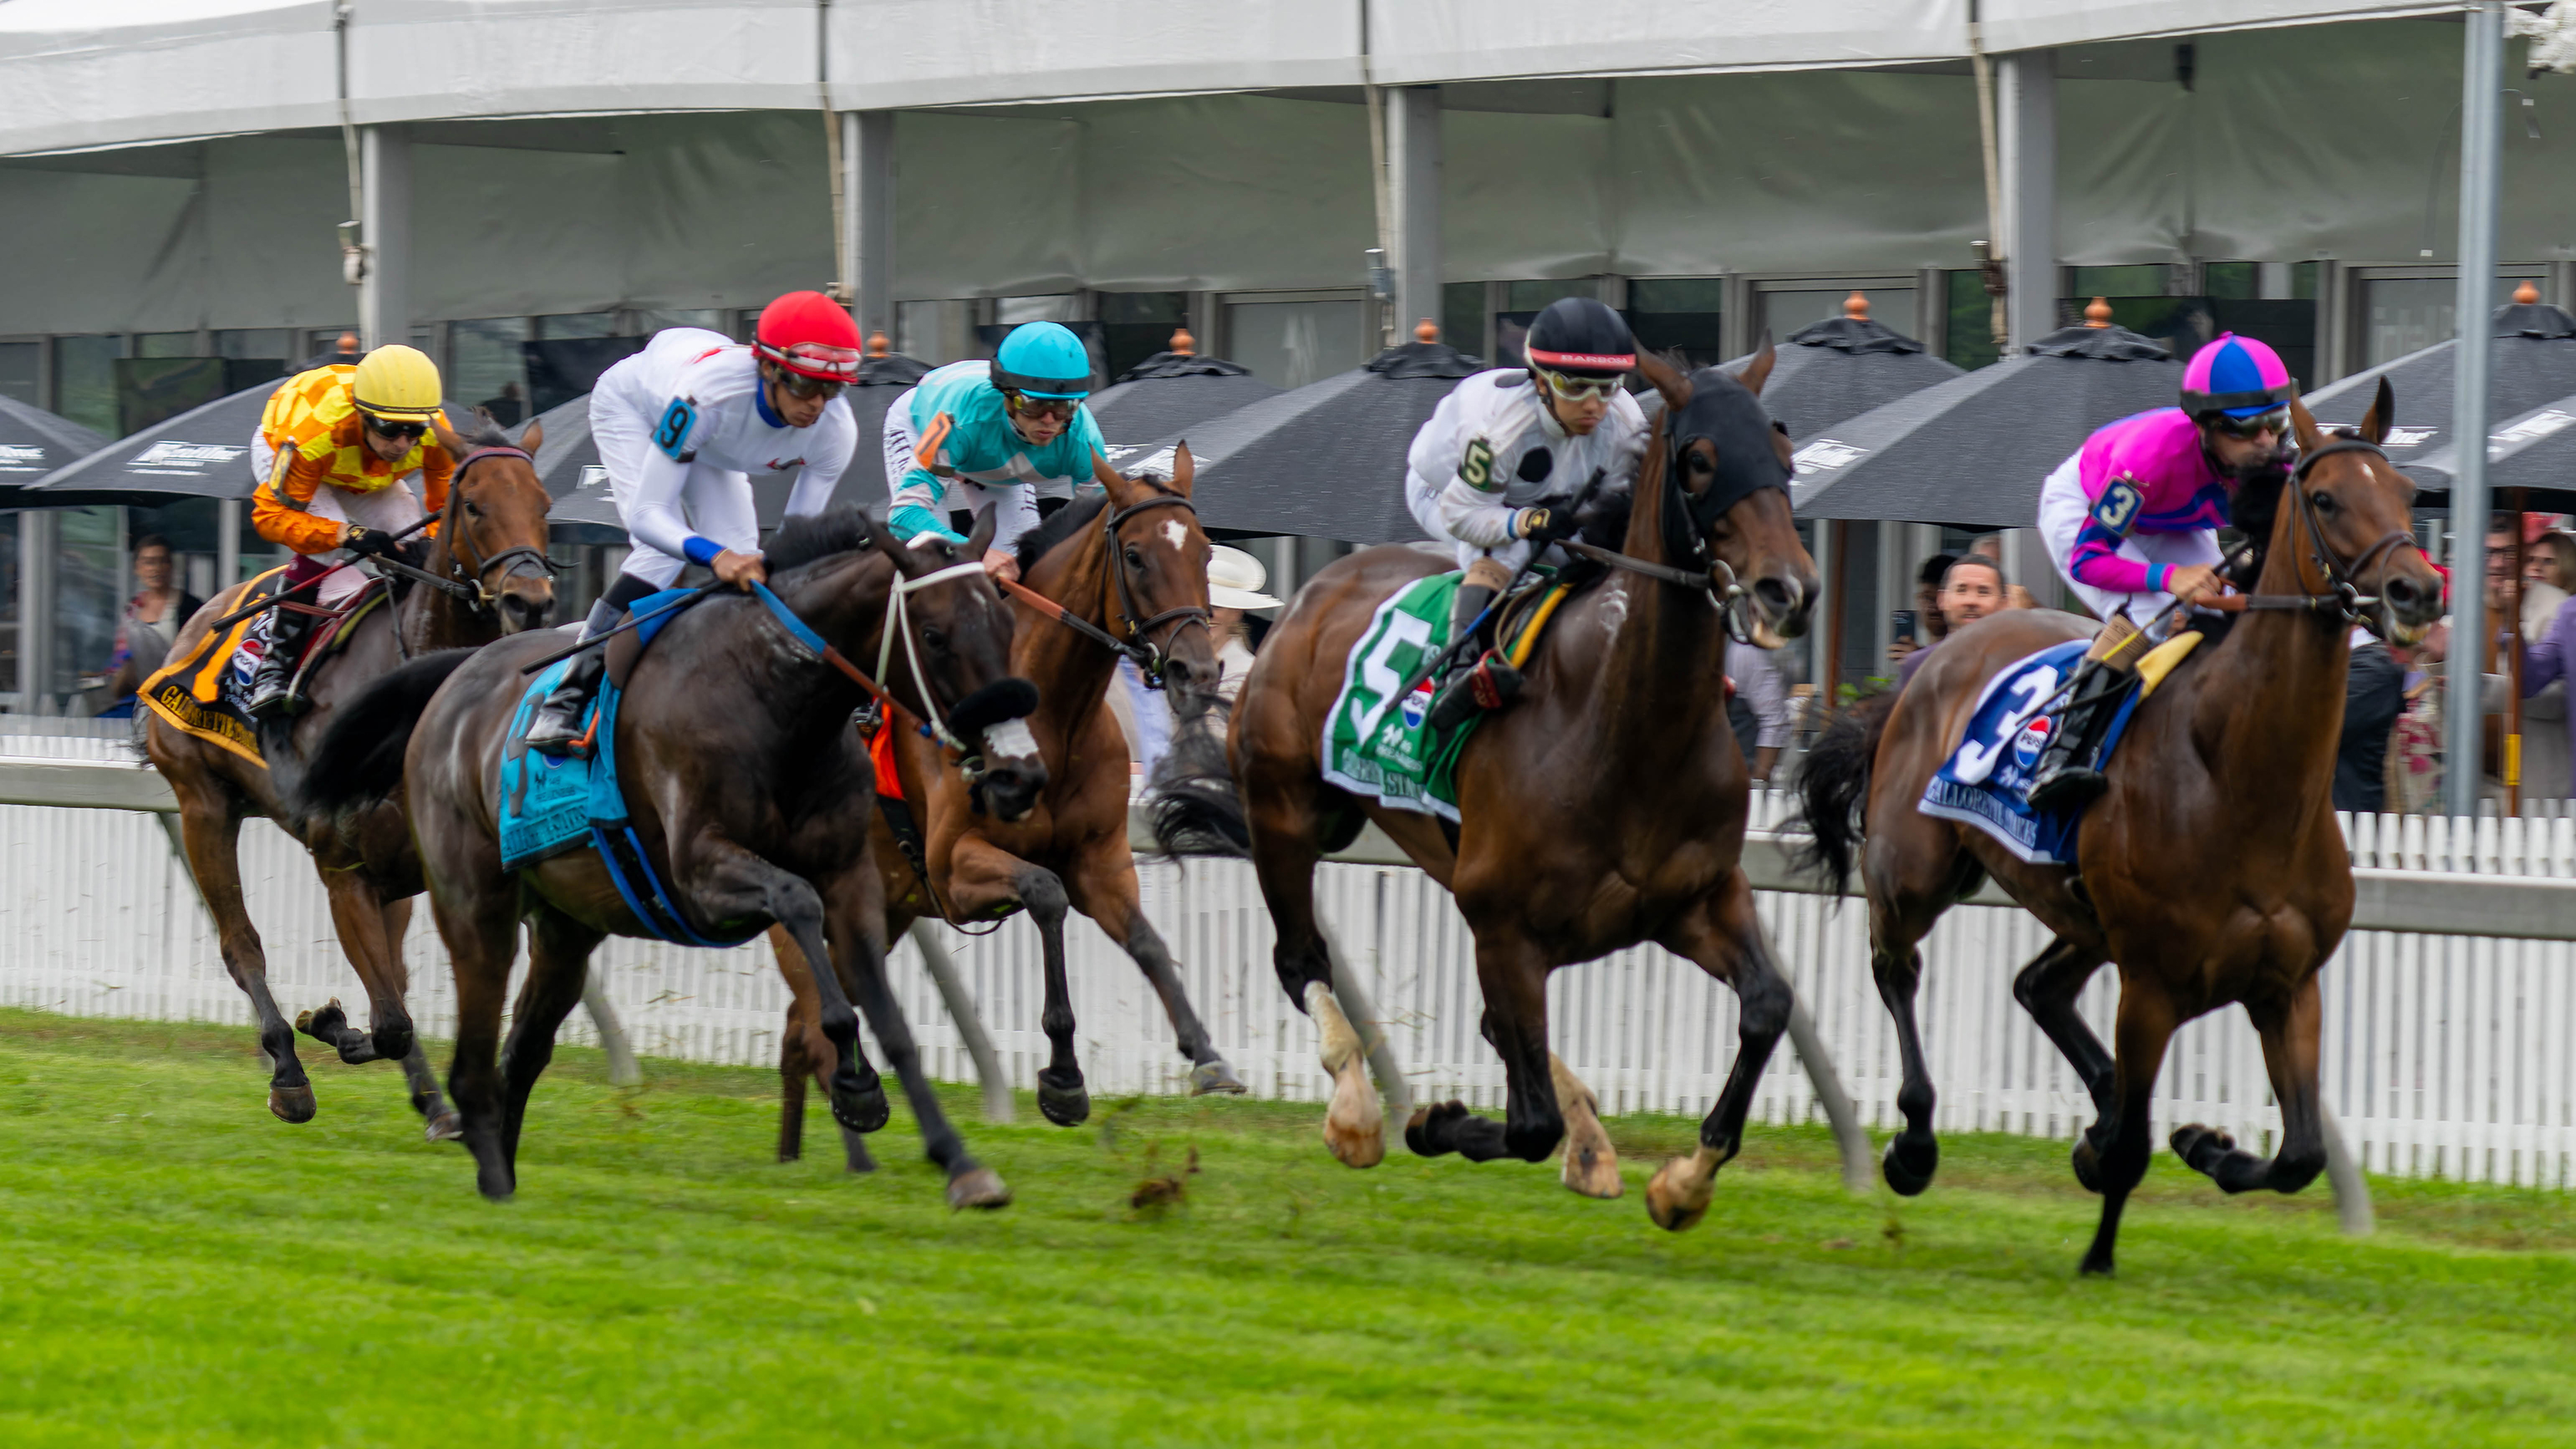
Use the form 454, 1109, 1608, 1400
1320, 571, 1574, 821
496, 587, 758, 947
1916, 640, 2146, 866
138, 566, 384, 765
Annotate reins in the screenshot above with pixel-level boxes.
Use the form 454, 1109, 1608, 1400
1546, 394, 1777, 644
2201, 437, 2422, 635
1000, 490, 1212, 689
870, 559, 997, 752
437, 445, 561, 615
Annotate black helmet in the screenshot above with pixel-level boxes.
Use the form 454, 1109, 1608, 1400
1524, 297, 1636, 377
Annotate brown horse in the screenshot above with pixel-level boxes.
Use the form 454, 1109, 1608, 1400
1149, 350, 1819, 1223
300, 507, 1044, 1201
144, 414, 556, 1131
1792, 385, 2440, 1275
773, 447, 1239, 1166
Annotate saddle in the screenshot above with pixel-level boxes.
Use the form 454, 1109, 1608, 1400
139, 567, 389, 764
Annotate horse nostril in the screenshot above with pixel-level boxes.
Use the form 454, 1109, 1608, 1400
1754, 577, 1799, 618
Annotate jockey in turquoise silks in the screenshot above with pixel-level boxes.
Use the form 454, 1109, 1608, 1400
882, 321, 1106, 583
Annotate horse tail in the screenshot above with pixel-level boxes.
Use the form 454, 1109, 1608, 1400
1789, 688, 1899, 895
1143, 704, 1250, 858
294, 648, 476, 822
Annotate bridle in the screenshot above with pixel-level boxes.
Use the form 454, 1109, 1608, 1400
1554, 400, 1782, 646
2212, 436, 2422, 636
871, 558, 1000, 754
996, 490, 1213, 690
438, 445, 560, 614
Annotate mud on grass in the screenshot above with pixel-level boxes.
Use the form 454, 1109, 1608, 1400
2, 1006, 2573, 1448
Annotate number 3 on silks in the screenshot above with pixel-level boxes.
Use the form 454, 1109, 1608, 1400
2089, 477, 2143, 538
654, 397, 698, 460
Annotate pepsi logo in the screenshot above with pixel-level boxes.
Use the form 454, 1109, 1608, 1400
1398, 680, 1433, 730
2011, 715, 2052, 769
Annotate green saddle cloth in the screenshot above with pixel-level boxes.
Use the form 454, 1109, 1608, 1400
1321, 572, 1479, 822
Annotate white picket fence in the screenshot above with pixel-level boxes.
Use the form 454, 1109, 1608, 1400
4, 724, 2574, 1189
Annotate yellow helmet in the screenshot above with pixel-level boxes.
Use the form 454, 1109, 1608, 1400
351, 344, 443, 421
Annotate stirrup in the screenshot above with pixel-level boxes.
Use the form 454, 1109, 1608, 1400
1426, 652, 1521, 731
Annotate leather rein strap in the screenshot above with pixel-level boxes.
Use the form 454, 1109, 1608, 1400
2201, 437, 2420, 628
439, 445, 561, 613
1000, 491, 1211, 689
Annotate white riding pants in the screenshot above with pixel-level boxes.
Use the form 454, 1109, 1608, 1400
2036, 453, 2222, 626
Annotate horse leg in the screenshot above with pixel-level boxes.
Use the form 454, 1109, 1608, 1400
944, 836, 1086, 1126
2008, 937, 2115, 1190
777, 1009, 809, 1165
1247, 803, 1379, 1167
1406, 928, 1561, 1166
770, 925, 875, 1172
2078, 976, 2179, 1277
174, 786, 313, 1123
429, 867, 523, 1200
1549, 1054, 1621, 1199
681, 837, 886, 1134
2172, 975, 2330, 1196
1063, 850, 1245, 1096
376, 896, 461, 1141
496, 906, 603, 1176
298, 868, 414, 1065
1870, 928, 1942, 1197
1644, 868, 1795, 1232
824, 884, 1011, 1211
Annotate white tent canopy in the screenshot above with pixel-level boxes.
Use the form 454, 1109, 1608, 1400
0, 0, 2497, 158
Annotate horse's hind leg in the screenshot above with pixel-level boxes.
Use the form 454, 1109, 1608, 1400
1548, 1054, 1621, 1199
1643, 868, 1793, 1232
430, 864, 524, 1200
685, 838, 887, 1136
1246, 787, 1380, 1167
2171, 974, 2329, 1197
1064, 850, 1245, 1096
173, 786, 313, 1123
496, 907, 602, 1175
378, 897, 461, 1141
771, 930, 875, 1172
2009, 937, 2114, 1188
834, 922, 1010, 1210
300, 869, 415, 1064
2079, 975, 2179, 1277
1862, 821, 1963, 1197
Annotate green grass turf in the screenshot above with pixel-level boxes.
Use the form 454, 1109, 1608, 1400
2, 1008, 2572, 1447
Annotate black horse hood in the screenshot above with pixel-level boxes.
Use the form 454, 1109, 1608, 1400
1670, 369, 1790, 521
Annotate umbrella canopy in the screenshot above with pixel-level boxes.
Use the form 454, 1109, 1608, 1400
0, 394, 108, 506
1087, 329, 1284, 447
1790, 304, 2182, 528
2304, 282, 2576, 489
27, 379, 477, 509
2395, 388, 2576, 513
1714, 293, 1965, 441
1110, 323, 1486, 544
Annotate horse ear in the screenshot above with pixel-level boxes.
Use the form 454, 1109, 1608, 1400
859, 510, 930, 578
1637, 351, 1690, 417
518, 417, 545, 454
2288, 391, 2324, 453
1168, 440, 1194, 496
2359, 377, 2395, 446
965, 502, 1000, 560
1736, 333, 1778, 397
430, 413, 465, 457
1089, 449, 1145, 509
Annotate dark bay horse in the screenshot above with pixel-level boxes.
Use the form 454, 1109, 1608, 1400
1793, 386, 2440, 1274
1151, 350, 1819, 1224
143, 414, 556, 1131
302, 507, 1042, 1201
771, 448, 1240, 1164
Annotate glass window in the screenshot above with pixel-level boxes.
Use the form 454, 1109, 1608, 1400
2292, 262, 2320, 301
1630, 278, 1725, 314
1628, 277, 1726, 369
450, 318, 532, 425
53, 336, 124, 436
0, 511, 17, 694
1224, 299, 1364, 391
1759, 287, 1916, 343
1944, 271, 2002, 372
1440, 282, 1485, 357
630, 309, 725, 336
996, 295, 1079, 325
0, 342, 36, 406
1097, 292, 1189, 379
2205, 262, 2258, 300
215, 328, 292, 361
536, 313, 616, 340
2068, 264, 2173, 298
1503, 279, 1591, 312
2365, 278, 2456, 365
54, 505, 122, 694
135, 332, 199, 358
895, 301, 945, 362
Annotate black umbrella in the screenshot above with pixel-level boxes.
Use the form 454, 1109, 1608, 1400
0, 394, 107, 506
1791, 308, 2181, 528
28, 379, 479, 509
1112, 324, 1485, 544
2396, 388, 2576, 512
1087, 330, 1284, 447
1713, 294, 1965, 441
2305, 281, 2576, 488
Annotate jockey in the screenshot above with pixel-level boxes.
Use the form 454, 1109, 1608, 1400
882, 320, 1104, 582
2025, 332, 2297, 808
523, 290, 863, 753
245, 344, 452, 717
1404, 297, 1648, 730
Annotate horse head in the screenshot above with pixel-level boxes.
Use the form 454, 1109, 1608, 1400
427, 412, 556, 634
858, 507, 1048, 822
2283, 380, 2441, 644
1087, 444, 1221, 721
1637, 340, 1818, 646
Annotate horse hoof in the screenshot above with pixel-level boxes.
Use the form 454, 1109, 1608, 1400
2078, 1252, 2116, 1278
1188, 1060, 1247, 1096
1036, 1077, 1091, 1127
1645, 1157, 1713, 1233
829, 1082, 891, 1136
1881, 1136, 1937, 1197
2170, 1123, 2234, 1177
946, 1167, 1013, 1211
2071, 1132, 2106, 1194
424, 1109, 464, 1143
268, 1084, 317, 1124
297, 999, 344, 1040
1561, 1143, 1625, 1200
371, 1022, 415, 1064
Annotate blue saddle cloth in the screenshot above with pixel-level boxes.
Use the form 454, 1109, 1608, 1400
496, 589, 758, 947
1915, 639, 2146, 866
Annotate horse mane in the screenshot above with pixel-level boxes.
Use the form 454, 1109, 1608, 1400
763, 506, 879, 573
1016, 494, 1109, 574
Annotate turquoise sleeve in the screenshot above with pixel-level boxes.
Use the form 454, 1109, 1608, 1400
888, 504, 965, 545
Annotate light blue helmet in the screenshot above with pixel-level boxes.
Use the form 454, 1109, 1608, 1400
992, 321, 1093, 399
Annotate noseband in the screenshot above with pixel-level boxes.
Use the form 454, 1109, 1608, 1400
441, 445, 561, 613
1099, 492, 1213, 689
2235, 437, 2422, 634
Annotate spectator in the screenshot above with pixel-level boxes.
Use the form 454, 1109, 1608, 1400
99, 534, 204, 717
478, 380, 527, 428
2335, 625, 2405, 813
1205, 545, 1281, 704
1726, 638, 1790, 784
2527, 529, 2576, 594
1887, 553, 1955, 671
1898, 554, 2008, 688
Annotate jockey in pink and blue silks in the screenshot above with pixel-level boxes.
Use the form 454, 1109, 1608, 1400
2024, 333, 2299, 809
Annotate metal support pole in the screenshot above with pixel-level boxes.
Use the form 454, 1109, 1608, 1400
582, 969, 641, 1086
1784, 992, 1874, 1194
909, 920, 1014, 1123
20, 509, 55, 714
2320, 1105, 2375, 1235
843, 111, 895, 340
1996, 50, 2058, 353
216, 499, 241, 589
1387, 86, 1443, 339
2446, 1, 2507, 821
358, 127, 410, 352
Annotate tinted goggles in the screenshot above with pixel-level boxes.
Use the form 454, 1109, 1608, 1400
362, 414, 429, 442
1533, 366, 1623, 402
775, 371, 845, 401
1005, 391, 1078, 421
2208, 406, 2289, 440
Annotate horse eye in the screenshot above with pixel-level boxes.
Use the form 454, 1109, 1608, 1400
464, 499, 483, 518
2313, 492, 2337, 513
1124, 547, 1144, 570
921, 625, 949, 651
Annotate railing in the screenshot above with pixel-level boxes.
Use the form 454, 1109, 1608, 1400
2, 737, 2570, 1192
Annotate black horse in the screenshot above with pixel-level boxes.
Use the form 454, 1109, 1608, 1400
301, 507, 1043, 1202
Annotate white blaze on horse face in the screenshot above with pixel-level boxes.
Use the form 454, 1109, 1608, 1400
1160, 519, 1189, 552
983, 717, 1040, 765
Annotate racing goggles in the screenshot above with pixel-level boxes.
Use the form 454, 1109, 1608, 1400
2207, 405, 2290, 440
361, 412, 429, 442
1005, 391, 1078, 421
774, 370, 845, 402
1532, 366, 1624, 403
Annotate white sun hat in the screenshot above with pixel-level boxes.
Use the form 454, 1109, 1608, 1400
1207, 544, 1282, 611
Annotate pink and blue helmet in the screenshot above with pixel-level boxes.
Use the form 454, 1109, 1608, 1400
2181, 333, 2294, 419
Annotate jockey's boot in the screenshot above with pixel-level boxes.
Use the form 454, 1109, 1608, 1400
1426, 584, 1519, 732
246, 603, 316, 718
2026, 614, 2146, 812
527, 596, 624, 755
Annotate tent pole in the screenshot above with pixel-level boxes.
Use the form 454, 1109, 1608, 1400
2446, 1, 2506, 821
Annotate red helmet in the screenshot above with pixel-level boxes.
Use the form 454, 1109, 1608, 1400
754, 291, 863, 383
